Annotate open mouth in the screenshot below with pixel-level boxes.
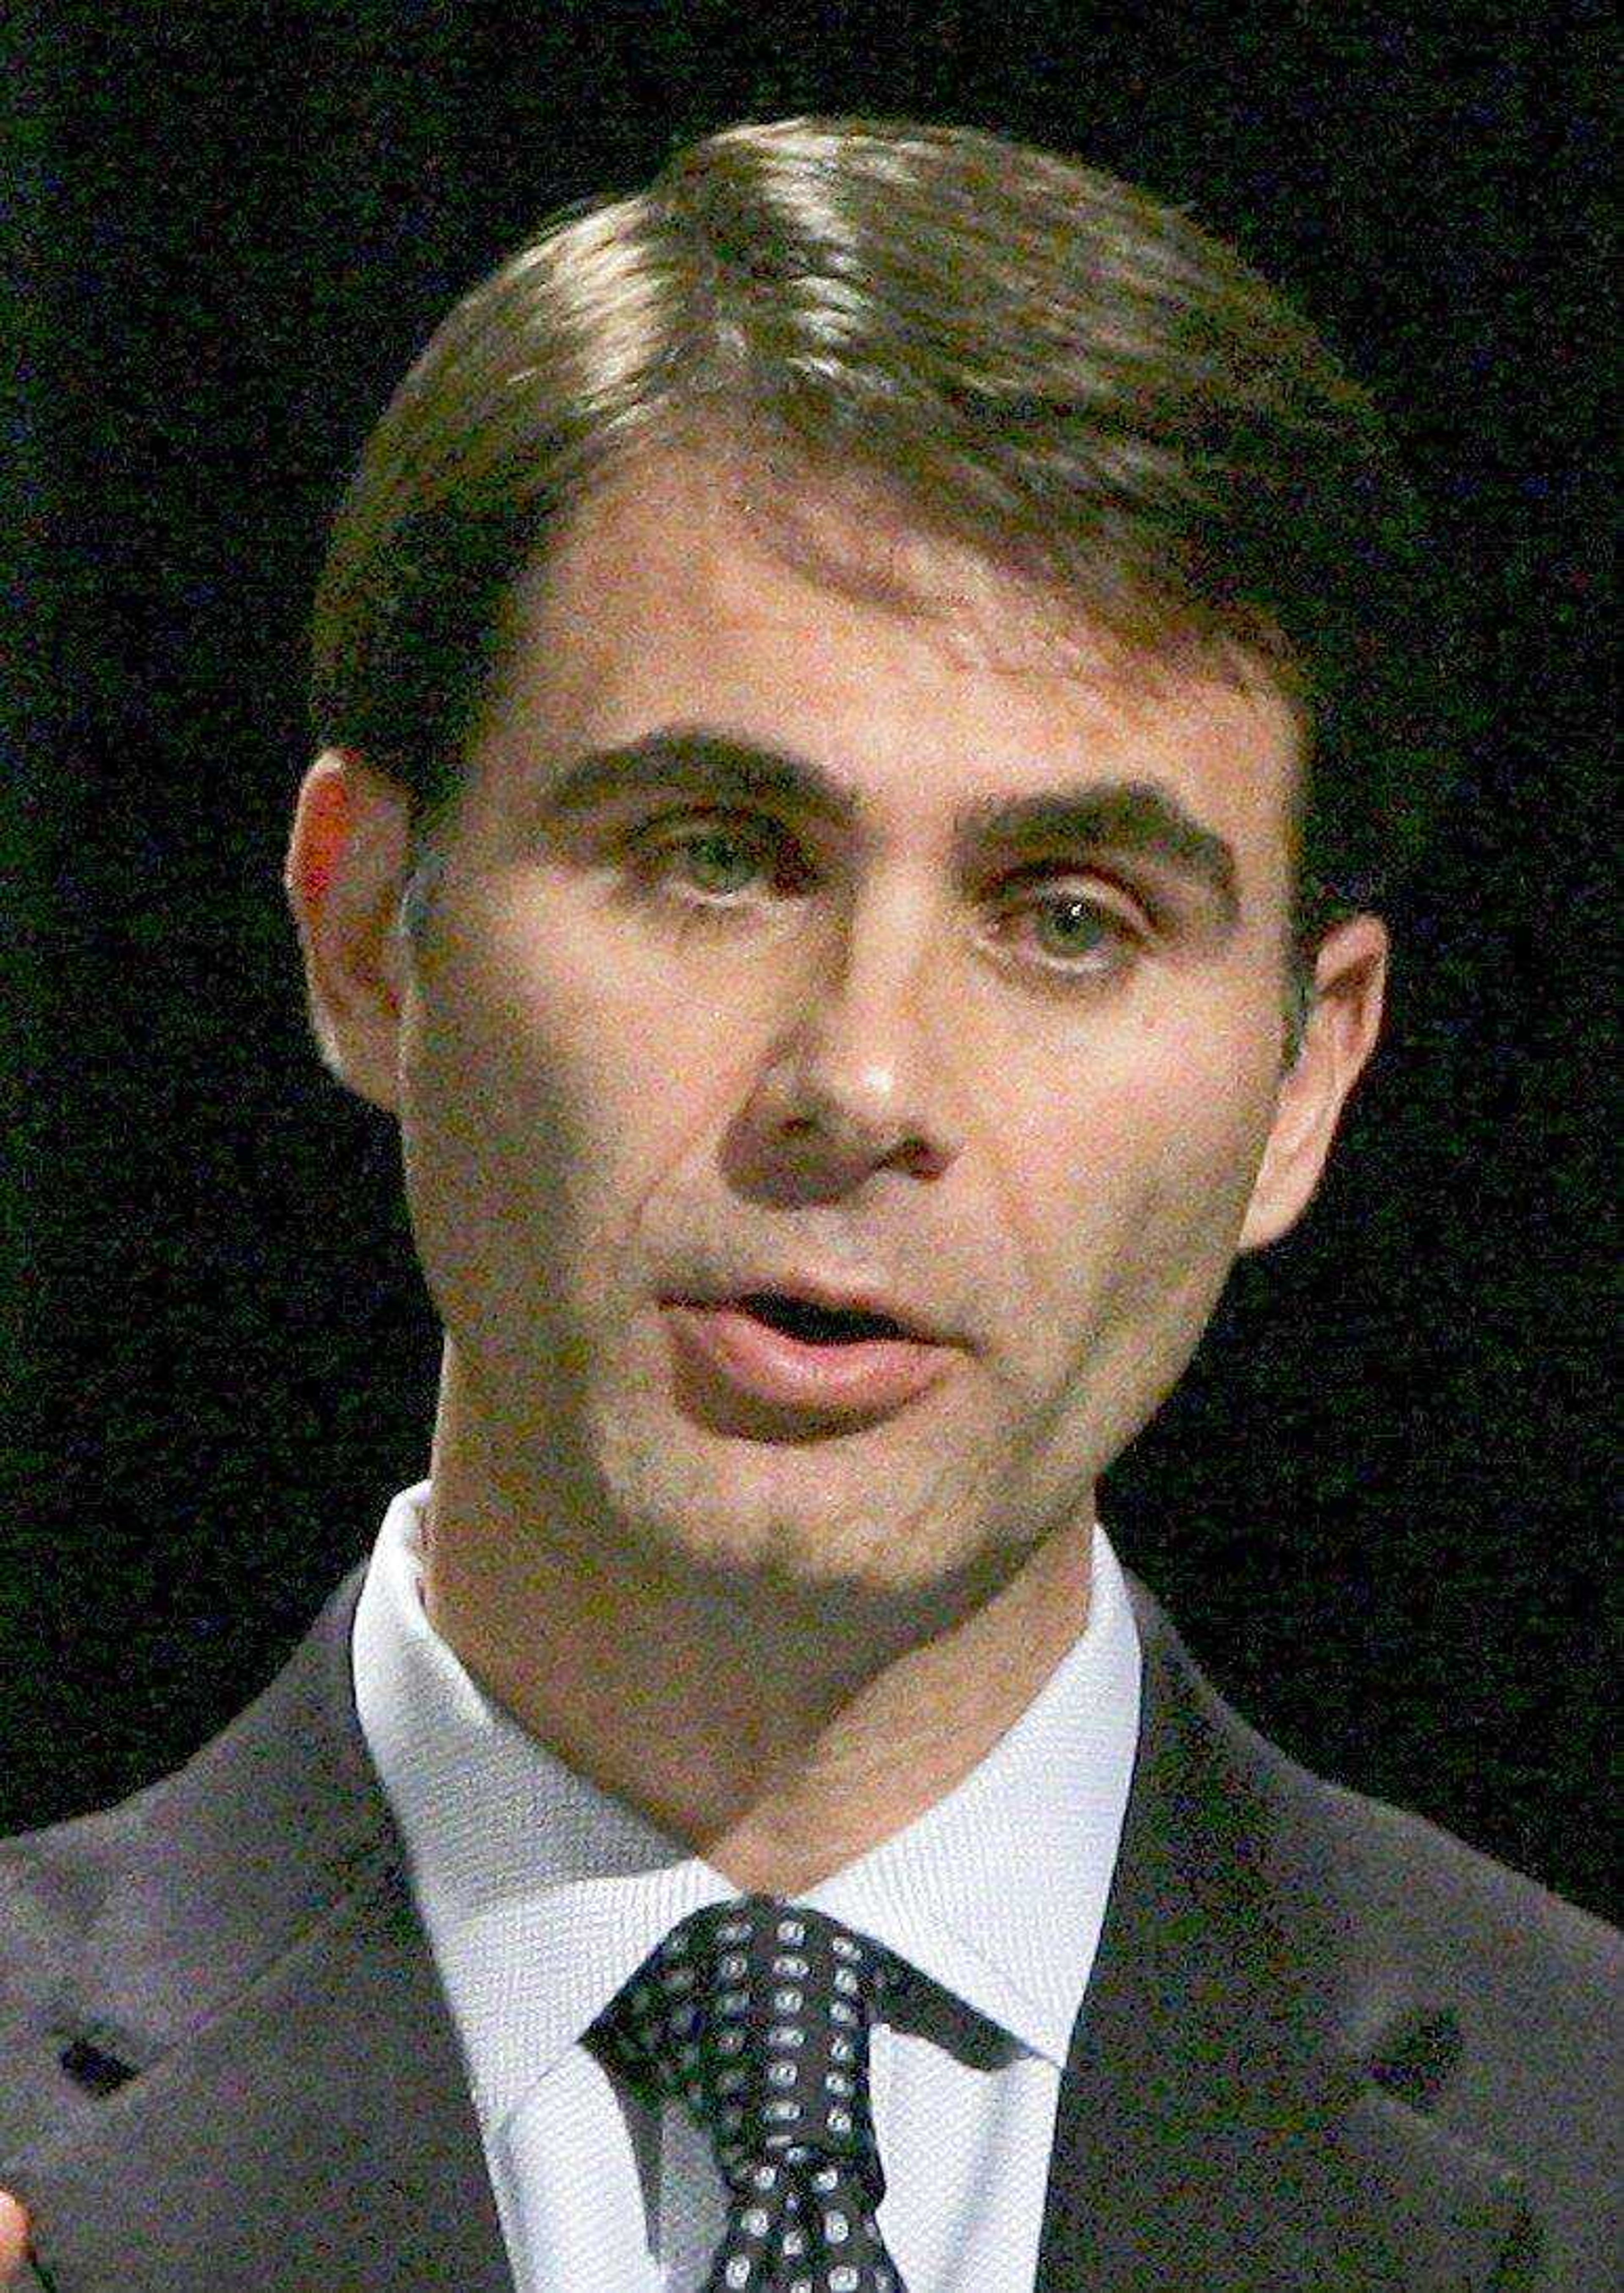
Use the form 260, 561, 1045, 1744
662, 1289, 952, 1424
735, 1293, 909, 1345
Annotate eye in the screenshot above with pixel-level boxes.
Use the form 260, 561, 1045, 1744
990, 873, 1144, 978
628, 813, 808, 905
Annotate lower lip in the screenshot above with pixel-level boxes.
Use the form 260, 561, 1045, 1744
663, 1304, 954, 1421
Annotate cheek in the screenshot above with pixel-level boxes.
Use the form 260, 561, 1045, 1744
986, 1008, 1281, 1312
398, 907, 733, 1271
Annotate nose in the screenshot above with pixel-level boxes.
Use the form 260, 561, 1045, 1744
727, 883, 966, 1200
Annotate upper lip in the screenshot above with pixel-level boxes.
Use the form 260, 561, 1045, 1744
664, 1272, 955, 1347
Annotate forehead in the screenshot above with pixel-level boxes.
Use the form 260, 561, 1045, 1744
471, 446, 1301, 872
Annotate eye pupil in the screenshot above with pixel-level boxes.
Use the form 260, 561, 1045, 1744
1036, 896, 1106, 952
686, 831, 757, 890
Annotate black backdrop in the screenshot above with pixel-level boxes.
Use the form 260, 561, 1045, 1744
2, 3, 1615, 1920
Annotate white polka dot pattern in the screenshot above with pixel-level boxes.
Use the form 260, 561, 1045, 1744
588, 1895, 909, 2292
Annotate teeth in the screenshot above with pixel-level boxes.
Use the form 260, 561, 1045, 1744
743, 1294, 903, 1344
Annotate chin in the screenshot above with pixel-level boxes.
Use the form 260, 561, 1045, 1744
593, 1421, 997, 1612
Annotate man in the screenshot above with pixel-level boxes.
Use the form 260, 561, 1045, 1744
0, 116, 1616, 2291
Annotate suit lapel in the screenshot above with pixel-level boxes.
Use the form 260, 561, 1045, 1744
4, 1573, 513, 2293
1034, 1583, 1537, 2292
12, 1860, 513, 2293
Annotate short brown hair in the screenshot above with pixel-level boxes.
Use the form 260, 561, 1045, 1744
310, 115, 1463, 1050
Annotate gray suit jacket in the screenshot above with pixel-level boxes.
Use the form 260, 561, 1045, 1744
0, 1565, 1617, 2290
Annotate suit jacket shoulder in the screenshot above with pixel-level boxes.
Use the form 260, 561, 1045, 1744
0, 1565, 401, 2151
1129, 1586, 1620, 2197
1044, 1579, 1622, 2288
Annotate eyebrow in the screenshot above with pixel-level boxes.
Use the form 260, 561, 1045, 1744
535, 727, 1241, 926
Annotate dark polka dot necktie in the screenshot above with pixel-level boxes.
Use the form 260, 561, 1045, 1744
587, 1894, 912, 2292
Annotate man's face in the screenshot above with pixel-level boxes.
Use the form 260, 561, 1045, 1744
385, 450, 1337, 1606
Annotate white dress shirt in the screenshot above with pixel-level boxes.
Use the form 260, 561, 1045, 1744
352, 1481, 1141, 2292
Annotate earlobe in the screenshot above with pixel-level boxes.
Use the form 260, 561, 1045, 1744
1238, 914, 1389, 1254
284, 750, 413, 1113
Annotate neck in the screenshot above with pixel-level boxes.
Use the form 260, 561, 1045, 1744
418, 1352, 1096, 1897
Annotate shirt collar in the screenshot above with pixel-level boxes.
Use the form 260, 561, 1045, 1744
354, 1481, 1141, 2131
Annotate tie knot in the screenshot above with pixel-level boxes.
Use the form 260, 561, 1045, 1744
589, 1895, 900, 2198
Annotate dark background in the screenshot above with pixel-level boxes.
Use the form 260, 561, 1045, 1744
2, 4, 1615, 1918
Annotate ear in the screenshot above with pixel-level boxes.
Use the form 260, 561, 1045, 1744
1238, 912, 1389, 1254
284, 749, 412, 1113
